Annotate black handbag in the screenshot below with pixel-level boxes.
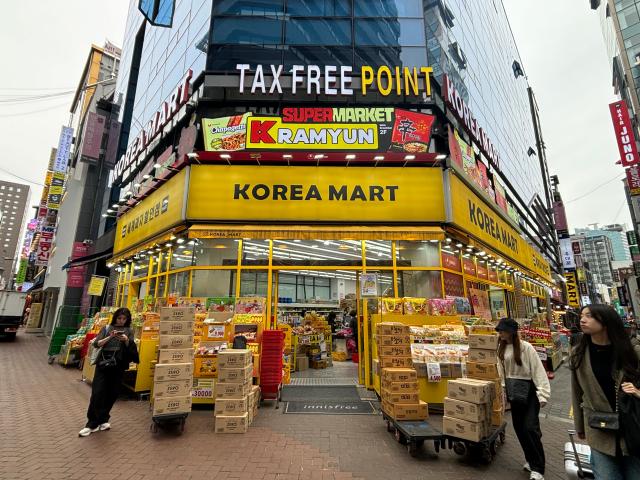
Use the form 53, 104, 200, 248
589, 383, 620, 432
505, 378, 532, 405
97, 350, 118, 369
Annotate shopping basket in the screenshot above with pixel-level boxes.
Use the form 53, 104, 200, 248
259, 330, 285, 409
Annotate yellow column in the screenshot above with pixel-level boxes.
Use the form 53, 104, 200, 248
235, 240, 242, 297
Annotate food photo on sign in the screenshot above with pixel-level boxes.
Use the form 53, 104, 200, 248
201, 107, 435, 154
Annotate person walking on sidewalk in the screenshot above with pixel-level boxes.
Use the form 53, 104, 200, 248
571, 304, 640, 479
79, 308, 139, 437
496, 318, 550, 480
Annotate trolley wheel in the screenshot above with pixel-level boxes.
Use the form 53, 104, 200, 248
386, 420, 393, 433
434, 440, 440, 453
394, 428, 407, 445
180, 418, 186, 433
499, 431, 506, 444
407, 441, 420, 457
48, 356, 55, 365
447, 439, 454, 450
150, 422, 158, 433
481, 447, 493, 464
489, 439, 498, 456
453, 441, 466, 456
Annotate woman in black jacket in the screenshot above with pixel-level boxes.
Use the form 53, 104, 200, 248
79, 308, 139, 437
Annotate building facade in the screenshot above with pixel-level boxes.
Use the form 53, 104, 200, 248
0, 180, 30, 289
575, 224, 632, 263
104, 1, 561, 391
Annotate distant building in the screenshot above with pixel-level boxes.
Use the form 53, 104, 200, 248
572, 232, 616, 287
575, 224, 631, 264
0, 180, 30, 289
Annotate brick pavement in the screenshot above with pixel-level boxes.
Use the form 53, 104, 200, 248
0, 333, 576, 480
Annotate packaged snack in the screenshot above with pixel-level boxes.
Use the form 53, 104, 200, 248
202, 113, 252, 152
380, 298, 403, 314
448, 296, 472, 315
234, 297, 266, 315
428, 298, 456, 316
402, 297, 428, 315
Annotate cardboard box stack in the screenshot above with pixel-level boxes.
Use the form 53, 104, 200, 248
152, 307, 195, 417
466, 333, 504, 427
215, 349, 254, 433
377, 322, 428, 421
442, 333, 503, 441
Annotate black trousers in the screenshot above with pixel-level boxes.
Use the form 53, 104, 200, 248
510, 383, 546, 475
86, 366, 124, 429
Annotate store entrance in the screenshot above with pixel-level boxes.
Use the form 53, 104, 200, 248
273, 268, 362, 386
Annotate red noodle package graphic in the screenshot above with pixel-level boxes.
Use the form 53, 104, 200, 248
390, 109, 435, 153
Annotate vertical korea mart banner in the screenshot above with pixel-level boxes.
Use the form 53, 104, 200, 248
609, 100, 640, 167
627, 165, 640, 195
564, 271, 580, 308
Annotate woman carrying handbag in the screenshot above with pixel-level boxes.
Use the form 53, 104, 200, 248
496, 318, 551, 480
571, 304, 640, 479
79, 308, 139, 437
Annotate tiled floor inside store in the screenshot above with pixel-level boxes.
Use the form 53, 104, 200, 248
289, 360, 359, 385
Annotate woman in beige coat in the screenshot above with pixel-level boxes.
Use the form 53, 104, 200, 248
571, 304, 640, 479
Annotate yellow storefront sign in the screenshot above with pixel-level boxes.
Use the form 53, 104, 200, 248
114, 169, 187, 254
187, 165, 445, 223
448, 173, 552, 282
565, 271, 580, 308
245, 116, 379, 150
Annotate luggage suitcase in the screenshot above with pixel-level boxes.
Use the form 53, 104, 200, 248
564, 430, 594, 479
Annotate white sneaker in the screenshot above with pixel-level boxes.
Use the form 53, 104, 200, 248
78, 427, 99, 437
530, 472, 544, 480
523, 463, 531, 472
99, 423, 111, 431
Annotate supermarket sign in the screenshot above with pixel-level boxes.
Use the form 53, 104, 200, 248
565, 271, 580, 308
202, 107, 435, 153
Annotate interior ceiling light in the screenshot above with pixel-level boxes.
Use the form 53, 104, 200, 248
445, 238, 452, 243
176, 238, 185, 244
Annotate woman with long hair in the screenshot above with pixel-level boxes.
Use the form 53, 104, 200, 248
496, 318, 550, 480
79, 308, 139, 437
571, 304, 640, 479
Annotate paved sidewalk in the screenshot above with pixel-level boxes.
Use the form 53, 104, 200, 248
0, 333, 576, 480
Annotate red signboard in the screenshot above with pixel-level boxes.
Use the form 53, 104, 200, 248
609, 100, 640, 167
67, 242, 89, 288
476, 263, 489, 280
627, 165, 640, 195
488, 268, 498, 283
463, 257, 476, 276
441, 251, 461, 272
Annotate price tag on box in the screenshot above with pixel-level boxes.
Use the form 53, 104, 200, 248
427, 362, 442, 383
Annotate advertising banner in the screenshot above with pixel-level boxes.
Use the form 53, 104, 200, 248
565, 272, 580, 308
35, 226, 56, 266
560, 238, 576, 269
53, 126, 74, 172
87, 276, 108, 296
67, 242, 89, 288
553, 200, 569, 232
81, 112, 106, 162
609, 100, 639, 167
203, 107, 435, 154
187, 165, 446, 226
15, 258, 27, 284
627, 165, 640, 195
360, 273, 378, 297
469, 288, 492, 320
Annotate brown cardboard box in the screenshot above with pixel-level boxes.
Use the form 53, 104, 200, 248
466, 361, 501, 380
442, 416, 487, 442
382, 400, 428, 421
158, 335, 194, 350
249, 385, 261, 406
157, 348, 194, 364
160, 307, 196, 322
296, 356, 309, 371
444, 397, 490, 423
377, 334, 411, 346
218, 365, 253, 383
152, 395, 192, 416
468, 348, 499, 364
413, 361, 427, 377
379, 356, 413, 368
447, 378, 493, 404
467, 334, 499, 350
215, 413, 249, 434
384, 381, 419, 393
376, 322, 410, 336
154, 363, 194, 382
159, 320, 195, 336
491, 409, 504, 427
153, 379, 193, 398
215, 381, 252, 398
217, 349, 253, 368
382, 368, 417, 383
215, 396, 249, 415
382, 389, 420, 404
377, 345, 412, 357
